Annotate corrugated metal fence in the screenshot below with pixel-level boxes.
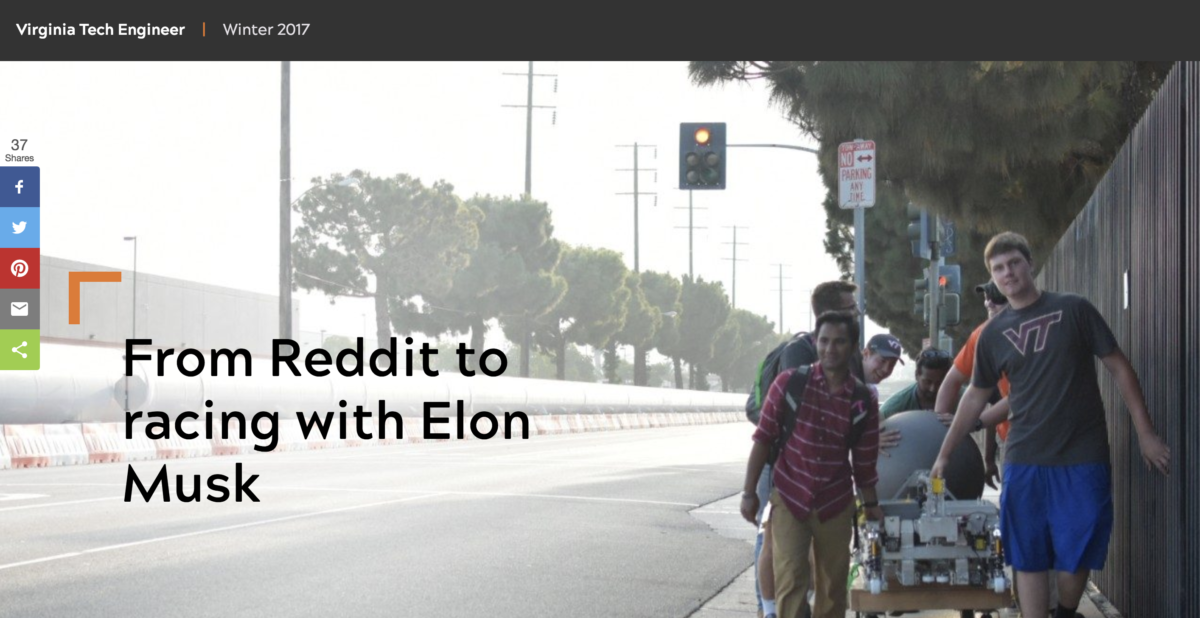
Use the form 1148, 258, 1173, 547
1036, 61, 1195, 617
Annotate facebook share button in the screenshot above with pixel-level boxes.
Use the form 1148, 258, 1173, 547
0, 167, 40, 208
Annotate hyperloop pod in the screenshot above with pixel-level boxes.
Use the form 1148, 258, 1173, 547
875, 409, 986, 501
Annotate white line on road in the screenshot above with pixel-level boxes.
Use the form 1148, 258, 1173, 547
0, 492, 445, 572
0, 483, 121, 487
305, 455, 716, 473
0, 493, 48, 501
0, 497, 117, 513
264, 485, 700, 507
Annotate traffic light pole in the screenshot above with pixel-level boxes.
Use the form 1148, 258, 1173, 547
727, 143, 819, 154
928, 220, 941, 348
725, 142, 862, 338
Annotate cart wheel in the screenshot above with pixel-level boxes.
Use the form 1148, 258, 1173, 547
959, 611, 974, 618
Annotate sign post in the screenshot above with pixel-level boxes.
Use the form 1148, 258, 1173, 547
838, 140, 876, 347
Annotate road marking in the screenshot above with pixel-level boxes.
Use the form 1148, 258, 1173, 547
0, 497, 116, 513
0, 483, 121, 487
0, 492, 444, 572
265, 486, 699, 507
306, 454, 715, 473
0, 493, 47, 501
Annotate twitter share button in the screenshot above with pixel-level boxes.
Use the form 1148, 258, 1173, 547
0, 207, 40, 248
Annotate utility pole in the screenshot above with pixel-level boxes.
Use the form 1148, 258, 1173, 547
721, 226, 749, 309
279, 61, 292, 340
770, 263, 791, 335
502, 62, 557, 378
674, 191, 707, 281
616, 142, 657, 385
615, 143, 658, 272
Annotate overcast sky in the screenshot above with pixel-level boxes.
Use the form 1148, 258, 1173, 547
3, 61, 893, 354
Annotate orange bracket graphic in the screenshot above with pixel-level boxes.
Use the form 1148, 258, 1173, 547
69, 272, 122, 324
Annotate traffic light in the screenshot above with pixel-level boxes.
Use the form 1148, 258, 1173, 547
679, 122, 726, 190
938, 264, 961, 294
942, 293, 961, 326
914, 277, 930, 321
906, 203, 932, 259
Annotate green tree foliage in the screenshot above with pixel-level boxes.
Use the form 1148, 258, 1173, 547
320, 334, 356, 353
640, 271, 684, 387
520, 343, 597, 383
292, 171, 482, 346
406, 196, 566, 371
678, 275, 731, 390
710, 309, 782, 393
610, 272, 660, 385
523, 245, 630, 380
689, 61, 1171, 354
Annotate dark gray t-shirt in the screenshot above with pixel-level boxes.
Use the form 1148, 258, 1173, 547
973, 291, 1118, 466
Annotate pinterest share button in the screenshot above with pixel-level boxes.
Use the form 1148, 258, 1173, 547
0, 249, 38, 288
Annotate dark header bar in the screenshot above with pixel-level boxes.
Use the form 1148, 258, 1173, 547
0, 6, 1185, 61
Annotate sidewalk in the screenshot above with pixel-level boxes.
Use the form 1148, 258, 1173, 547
689, 494, 1120, 618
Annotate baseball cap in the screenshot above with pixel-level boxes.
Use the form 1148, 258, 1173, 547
867, 333, 905, 365
974, 280, 1008, 305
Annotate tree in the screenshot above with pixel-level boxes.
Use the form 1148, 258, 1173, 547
518, 343, 597, 383
678, 275, 731, 390
710, 309, 780, 393
608, 272, 660, 385
321, 335, 356, 353
640, 271, 684, 387
405, 196, 566, 372
520, 245, 630, 380
292, 171, 482, 348
689, 61, 1172, 354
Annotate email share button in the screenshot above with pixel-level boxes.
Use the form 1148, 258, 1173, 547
0, 290, 39, 329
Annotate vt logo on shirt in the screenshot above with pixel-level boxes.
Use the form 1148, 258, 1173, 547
1003, 311, 1063, 356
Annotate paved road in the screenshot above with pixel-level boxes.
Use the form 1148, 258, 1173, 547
0, 423, 755, 618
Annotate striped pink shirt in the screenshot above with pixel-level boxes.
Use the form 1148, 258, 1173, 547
752, 363, 879, 522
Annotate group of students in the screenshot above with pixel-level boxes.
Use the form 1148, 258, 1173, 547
740, 232, 1172, 618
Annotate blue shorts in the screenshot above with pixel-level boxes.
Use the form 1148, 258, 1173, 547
1000, 463, 1113, 572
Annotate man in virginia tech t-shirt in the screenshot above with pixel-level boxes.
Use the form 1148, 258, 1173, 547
932, 232, 1170, 618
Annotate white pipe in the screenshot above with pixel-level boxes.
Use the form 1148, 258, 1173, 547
0, 343, 745, 423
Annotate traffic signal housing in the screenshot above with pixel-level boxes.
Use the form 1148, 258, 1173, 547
938, 264, 961, 294
942, 293, 961, 326
906, 203, 932, 259
914, 277, 930, 319
679, 122, 726, 190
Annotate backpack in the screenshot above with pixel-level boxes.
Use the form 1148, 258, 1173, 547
745, 332, 815, 424
767, 365, 874, 466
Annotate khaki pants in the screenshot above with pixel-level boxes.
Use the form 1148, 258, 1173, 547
769, 490, 853, 618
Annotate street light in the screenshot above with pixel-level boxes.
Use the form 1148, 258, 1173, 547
280, 176, 363, 340
123, 235, 137, 412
